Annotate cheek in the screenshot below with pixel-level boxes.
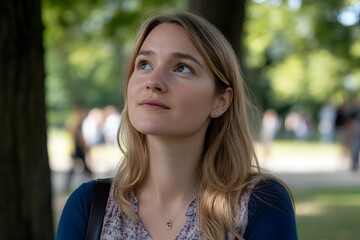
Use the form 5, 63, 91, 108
127, 78, 141, 102
177, 88, 216, 117
126, 80, 138, 118
127, 78, 135, 98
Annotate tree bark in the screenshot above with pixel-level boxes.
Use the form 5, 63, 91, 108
0, 0, 54, 239
188, 0, 247, 56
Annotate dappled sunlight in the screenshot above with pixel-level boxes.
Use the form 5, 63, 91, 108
256, 141, 349, 173
307, 50, 344, 99
295, 189, 360, 239
315, 194, 360, 207
47, 127, 122, 174
48, 128, 73, 171
87, 144, 123, 174
350, 41, 360, 58
296, 201, 325, 216
296, 193, 360, 217
268, 55, 305, 102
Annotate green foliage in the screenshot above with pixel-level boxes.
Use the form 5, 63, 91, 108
244, 0, 360, 114
43, 0, 360, 125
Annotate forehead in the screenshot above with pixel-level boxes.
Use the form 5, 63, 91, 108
140, 23, 200, 56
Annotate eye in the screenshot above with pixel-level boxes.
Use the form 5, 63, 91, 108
175, 64, 193, 74
137, 59, 152, 70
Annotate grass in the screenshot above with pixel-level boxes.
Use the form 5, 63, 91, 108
266, 141, 359, 239
262, 140, 343, 158
294, 188, 360, 240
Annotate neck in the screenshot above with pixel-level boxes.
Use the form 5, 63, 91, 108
135, 134, 203, 235
140, 134, 202, 204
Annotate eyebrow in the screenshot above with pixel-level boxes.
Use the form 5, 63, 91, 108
137, 50, 204, 69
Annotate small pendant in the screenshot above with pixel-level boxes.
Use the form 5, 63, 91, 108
165, 220, 172, 230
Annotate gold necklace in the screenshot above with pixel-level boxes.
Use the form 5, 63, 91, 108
159, 193, 196, 230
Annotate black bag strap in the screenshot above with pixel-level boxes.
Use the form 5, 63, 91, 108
85, 178, 112, 240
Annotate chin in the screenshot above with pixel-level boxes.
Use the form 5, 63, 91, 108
133, 124, 167, 135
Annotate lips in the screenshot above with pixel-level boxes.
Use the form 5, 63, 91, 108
139, 99, 170, 110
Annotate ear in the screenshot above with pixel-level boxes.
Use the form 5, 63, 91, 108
210, 87, 233, 118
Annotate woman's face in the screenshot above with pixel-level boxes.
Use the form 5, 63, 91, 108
127, 23, 219, 138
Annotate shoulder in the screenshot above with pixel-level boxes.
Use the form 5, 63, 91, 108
251, 178, 293, 211
243, 178, 298, 240
63, 180, 96, 213
56, 180, 96, 240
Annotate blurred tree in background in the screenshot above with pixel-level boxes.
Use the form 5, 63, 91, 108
189, 0, 247, 55
0, 0, 53, 238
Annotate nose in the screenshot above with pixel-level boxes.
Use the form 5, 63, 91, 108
145, 70, 167, 93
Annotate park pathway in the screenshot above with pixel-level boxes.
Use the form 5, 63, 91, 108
257, 144, 360, 189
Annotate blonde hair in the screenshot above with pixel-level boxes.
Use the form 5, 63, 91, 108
115, 11, 261, 240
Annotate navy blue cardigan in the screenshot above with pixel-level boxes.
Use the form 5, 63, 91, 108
57, 179, 297, 239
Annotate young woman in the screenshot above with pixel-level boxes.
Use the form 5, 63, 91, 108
57, 11, 297, 240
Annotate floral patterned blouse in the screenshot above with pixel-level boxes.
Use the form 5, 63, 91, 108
100, 179, 259, 240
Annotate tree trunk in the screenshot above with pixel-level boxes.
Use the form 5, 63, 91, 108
188, 0, 247, 56
0, 0, 54, 239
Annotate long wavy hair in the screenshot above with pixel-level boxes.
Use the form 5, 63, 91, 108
114, 11, 262, 240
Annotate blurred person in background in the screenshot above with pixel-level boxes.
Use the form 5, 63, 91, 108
285, 110, 311, 141
349, 99, 360, 172
318, 101, 336, 143
82, 107, 105, 147
65, 105, 92, 191
260, 108, 281, 158
103, 105, 122, 145
335, 99, 355, 159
